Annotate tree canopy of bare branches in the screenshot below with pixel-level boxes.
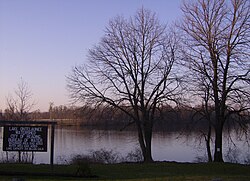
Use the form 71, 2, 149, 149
180, 0, 250, 162
5, 79, 35, 121
67, 8, 180, 162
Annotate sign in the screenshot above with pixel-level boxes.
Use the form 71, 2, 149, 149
3, 126, 48, 152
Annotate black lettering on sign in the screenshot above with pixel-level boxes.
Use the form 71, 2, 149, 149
3, 126, 48, 152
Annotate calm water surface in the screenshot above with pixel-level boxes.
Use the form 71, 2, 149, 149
0, 126, 249, 164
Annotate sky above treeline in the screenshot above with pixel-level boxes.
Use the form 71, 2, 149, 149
0, 0, 183, 112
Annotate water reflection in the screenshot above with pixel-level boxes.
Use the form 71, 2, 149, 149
0, 126, 249, 164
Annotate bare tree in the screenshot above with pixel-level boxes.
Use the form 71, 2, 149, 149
5, 79, 35, 121
180, 0, 250, 162
4, 79, 36, 163
67, 8, 180, 162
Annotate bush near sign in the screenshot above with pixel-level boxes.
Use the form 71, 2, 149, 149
3, 126, 48, 152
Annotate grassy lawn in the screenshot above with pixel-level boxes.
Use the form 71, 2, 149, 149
0, 162, 249, 180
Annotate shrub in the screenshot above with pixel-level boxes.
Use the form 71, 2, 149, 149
89, 149, 121, 164
125, 147, 143, 162
70, 147, 144, 166
244, 154, 250, 165
71, 155, 92, 177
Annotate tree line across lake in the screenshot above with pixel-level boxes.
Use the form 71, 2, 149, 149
1, 104, 249, 132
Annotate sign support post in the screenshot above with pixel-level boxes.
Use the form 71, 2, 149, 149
50, 123, 55, 169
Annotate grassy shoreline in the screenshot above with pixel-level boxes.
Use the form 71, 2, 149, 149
0, 162, 249, 180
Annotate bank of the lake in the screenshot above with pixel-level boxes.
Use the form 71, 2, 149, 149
0, 162, 249, 180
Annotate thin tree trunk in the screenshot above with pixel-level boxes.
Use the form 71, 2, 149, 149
213, 124, 224, 162
206, 124, 213, 162
18, 151, 21, 163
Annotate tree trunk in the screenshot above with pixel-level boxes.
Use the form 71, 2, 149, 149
213, 125, 224, 162
144, 126, 153, 162
137, 123, 147, 160
206, 124, 213, 162
136, 120, 153, 162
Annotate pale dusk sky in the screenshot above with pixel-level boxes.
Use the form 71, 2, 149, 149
0, 0, 183, 112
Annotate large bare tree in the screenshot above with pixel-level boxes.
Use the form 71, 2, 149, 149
180, 0, 250, 162
67, 8, 180, 162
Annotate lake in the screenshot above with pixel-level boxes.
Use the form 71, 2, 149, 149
0, 126, 249, 164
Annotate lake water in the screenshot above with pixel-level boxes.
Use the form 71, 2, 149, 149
0, 126, 249, 164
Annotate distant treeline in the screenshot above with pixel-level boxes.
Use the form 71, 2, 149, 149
0, 105, 249, 132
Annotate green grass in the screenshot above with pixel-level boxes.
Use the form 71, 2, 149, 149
0, 162, 249, 180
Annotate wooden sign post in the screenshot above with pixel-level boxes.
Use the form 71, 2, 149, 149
0, 120, 56, 169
